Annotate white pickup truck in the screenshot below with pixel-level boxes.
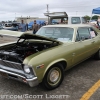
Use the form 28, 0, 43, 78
44, 12, 86, 24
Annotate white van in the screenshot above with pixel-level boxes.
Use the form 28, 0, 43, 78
44, 12, 86, 24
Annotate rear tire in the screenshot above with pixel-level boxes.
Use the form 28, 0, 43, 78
42, 63, 64, 90
94, 49, 100, 60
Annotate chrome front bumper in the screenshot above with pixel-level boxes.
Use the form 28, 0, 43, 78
0, 68, 39, 87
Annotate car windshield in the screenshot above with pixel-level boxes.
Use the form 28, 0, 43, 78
37, 27, 74, 42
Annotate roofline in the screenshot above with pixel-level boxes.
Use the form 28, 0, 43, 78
43, 24, 92, 28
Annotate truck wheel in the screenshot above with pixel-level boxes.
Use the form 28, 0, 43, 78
94, 49, 100, 60
42, 63, 64, 90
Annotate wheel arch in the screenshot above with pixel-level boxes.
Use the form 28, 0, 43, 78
43, 59, 67, 78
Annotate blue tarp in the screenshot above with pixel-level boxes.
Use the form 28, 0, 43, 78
28, 20, 45, 25
28, 20, 45, 29
92, 7, 100, 14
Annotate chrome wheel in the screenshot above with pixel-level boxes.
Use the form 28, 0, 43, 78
42, 63, 64, 90
47, 67, 61, 86
49, 70, 60, 83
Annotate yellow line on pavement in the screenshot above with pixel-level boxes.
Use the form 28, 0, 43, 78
80, 80, 100, 100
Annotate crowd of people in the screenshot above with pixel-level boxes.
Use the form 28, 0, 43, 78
18, 20, 46, 34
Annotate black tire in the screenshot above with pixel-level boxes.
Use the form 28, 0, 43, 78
94, 49, 100, 60
42, 63, 64, 90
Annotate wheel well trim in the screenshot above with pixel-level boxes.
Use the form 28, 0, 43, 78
43, 58, 67, 78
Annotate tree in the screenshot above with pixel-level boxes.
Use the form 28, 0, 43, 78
92, 15, 99, 20
83, 15, 90, 21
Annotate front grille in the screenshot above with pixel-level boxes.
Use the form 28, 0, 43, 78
0, 59, 23, 70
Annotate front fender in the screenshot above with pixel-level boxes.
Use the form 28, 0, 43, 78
24, 44, 73, 82
31, 58, 67, 83
42, 58, 67, 78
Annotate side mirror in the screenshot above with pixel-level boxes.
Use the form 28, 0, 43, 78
80, 36, 85, 41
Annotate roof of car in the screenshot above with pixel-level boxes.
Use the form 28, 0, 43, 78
43, 24, 91, 28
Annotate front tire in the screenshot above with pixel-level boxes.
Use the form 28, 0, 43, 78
42, 63, 64, 90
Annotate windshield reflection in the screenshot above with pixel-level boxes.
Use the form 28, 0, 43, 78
36, 27, 74, 42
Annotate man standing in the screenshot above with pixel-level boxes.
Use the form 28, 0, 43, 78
32, 20, 39, 34
19, 20, 27, 32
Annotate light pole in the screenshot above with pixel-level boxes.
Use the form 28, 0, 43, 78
47, 4, 49, 24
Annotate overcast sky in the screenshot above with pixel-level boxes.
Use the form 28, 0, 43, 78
0, 0, 100, 21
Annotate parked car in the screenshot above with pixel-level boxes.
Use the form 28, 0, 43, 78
5, 22, 12, 27
0, 25, 3, 30
4, 27, 18, 31
0, 24, 100, 90
4, 22, 20, 31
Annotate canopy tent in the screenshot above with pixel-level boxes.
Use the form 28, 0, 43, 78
92, 7, 100, 14
89, 7, 100, 22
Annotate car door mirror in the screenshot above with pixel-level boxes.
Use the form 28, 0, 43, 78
80, 36, 85, 41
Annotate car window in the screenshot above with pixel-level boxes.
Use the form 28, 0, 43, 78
89, 27, 97, 38
76, 27, 91, 41
37, 27, 74, 42
71, 17, 81, 24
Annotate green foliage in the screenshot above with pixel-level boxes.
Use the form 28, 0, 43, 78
92, 15, 99, 20
83, 15, 100, 21
83, 15, 90, 21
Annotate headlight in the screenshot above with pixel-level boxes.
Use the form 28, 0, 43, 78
24, 65, 30, 74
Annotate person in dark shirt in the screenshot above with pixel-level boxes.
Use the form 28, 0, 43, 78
32, 20, 39, 34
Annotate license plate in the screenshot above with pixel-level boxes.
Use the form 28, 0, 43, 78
0, 72, 8, 78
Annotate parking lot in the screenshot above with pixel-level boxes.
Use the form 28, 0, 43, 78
0, 38, 100, 100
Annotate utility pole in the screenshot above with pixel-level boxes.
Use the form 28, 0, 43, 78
47, 4, 49, 24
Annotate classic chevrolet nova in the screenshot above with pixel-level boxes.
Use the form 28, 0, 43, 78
0, 24, 100, 90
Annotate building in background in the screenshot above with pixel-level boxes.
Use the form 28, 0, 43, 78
16, 17, 48, 23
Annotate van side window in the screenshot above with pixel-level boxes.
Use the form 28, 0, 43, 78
71, 17, 81, 24
82, 17, 86, 23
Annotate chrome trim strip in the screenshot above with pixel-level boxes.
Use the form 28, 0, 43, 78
0, 68, 39, 87
2, 59, 21, 66
0, 69, 25, 78
26, 77, 37, 81
0, 59, 23, 70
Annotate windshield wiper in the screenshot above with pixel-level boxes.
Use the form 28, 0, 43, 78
49, 37, 58, 39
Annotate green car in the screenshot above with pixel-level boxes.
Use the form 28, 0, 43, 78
0, 24, 100, 90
